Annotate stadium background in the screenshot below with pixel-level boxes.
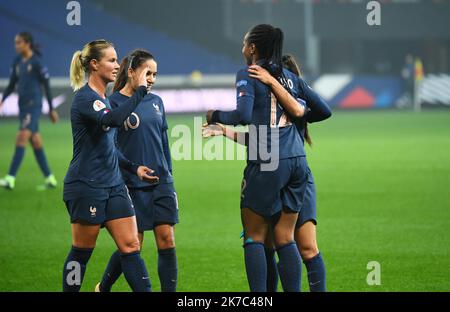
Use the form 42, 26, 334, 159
0, 0, 449, 291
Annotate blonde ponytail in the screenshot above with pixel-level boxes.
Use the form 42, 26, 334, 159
70, 50, 85, 91
69, 39, 114, 92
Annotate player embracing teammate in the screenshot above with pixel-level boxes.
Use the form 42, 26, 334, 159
206, 24, 311, 292
205, 25, 331, 292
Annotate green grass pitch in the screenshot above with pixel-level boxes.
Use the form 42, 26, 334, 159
0, 111, 449, 291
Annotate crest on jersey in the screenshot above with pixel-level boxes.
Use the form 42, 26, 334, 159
89, 206, 97, 217
153, 103, 162, 115
93, 100, 106, 112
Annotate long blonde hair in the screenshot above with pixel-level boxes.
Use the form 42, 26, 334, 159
70, 39, 114, 91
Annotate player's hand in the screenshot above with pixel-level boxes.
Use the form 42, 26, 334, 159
137, 65, 151, 88
202, 122, 225, 138
49, 110, 59, 123
206, 110, 215, 124
137, 165, 159, 184
0, 100, 3, 116
248, 65, 275, 85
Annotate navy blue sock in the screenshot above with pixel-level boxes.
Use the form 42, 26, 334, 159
62, 246, 94, 292
100, 250, 122, 292
33, 148, 51, 177
8, 146, 25, 176
244, 242, 267, 292
265, 247, 278, 292
304, 252, 326, 292
276, 241, 302, 292
120, 251, 152, 292
158, 248, 178, 292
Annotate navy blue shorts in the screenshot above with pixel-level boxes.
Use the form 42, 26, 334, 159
240, 157, 308, 218
296, 167, 317, 228
63, 181, 135, 226
19, 106, 41, 133
128, 183, 179, 232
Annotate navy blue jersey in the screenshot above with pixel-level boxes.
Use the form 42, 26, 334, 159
2, 54, 53, 110
64, 84, 123, 188
213, 66, 305, 163
109, 91, 173, 188
292, 81, 332, 144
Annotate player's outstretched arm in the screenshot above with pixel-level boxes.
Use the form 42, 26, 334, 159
202, 123, 248, 146
206, 69, 255, 126
101, 66, 149, 127
115, 131, 159, 184
248, 65, 307, 119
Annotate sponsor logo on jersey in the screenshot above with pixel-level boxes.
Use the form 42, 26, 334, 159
93, 100, 106, 112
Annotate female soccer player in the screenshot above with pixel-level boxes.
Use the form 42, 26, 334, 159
96, 49, 178, 292
206, 24, 310, 292
255, 55, 330, 292
0, 32, 58, 190
203, 54, 331, 292
62, 40, 158, 292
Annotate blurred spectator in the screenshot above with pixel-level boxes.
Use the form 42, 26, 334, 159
402, 54, 415, 105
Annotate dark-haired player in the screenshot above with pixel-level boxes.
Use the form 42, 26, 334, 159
204, 54, 331, 292
96, 49, 178, 292
206, 24, 309, 292
248, 55, 331, 292
0, 32, 58, 190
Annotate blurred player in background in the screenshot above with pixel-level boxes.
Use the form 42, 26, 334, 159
206, 24, 309, 292
62, 40, 158, 292
0, 32, 58, 190
96, 49, 179, 292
